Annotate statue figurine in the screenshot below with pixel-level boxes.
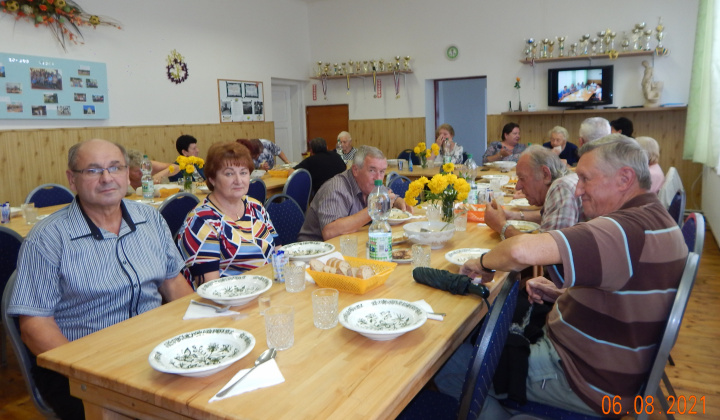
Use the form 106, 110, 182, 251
641, 60, 663, 108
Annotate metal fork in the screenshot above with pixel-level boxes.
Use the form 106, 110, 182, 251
190, 300, 231, 313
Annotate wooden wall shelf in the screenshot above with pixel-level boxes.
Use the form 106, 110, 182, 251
310, 70, 413, 80
519, 50, 654, 65
502, 106, 686, 116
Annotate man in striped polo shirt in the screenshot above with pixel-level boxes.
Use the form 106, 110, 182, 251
461, 134, 687, 417
9, 139, 194, 419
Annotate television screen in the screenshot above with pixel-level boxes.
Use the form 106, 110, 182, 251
548, 65, 613, 108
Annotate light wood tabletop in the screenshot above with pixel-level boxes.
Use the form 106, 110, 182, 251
390, 165, 515, 181
37, 219, 505, 420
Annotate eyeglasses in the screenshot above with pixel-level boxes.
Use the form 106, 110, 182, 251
72, 165, 128, 177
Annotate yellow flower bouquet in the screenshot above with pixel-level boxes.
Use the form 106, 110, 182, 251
169, 156, 205, 192
412, 141, 438, 168
404, 172, 470, 223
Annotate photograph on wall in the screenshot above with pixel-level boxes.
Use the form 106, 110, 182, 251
30, 68, 63, 90
0, 64, 5, 77
0, 52, 108, 120
84, 105, 95, 114
217, 79, 264, 123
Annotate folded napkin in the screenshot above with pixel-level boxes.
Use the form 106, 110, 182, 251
183, 300, 247, 320
209, 358, 285, 402
413, 299, 444, 321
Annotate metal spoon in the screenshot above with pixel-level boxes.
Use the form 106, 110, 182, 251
216, 348, 278, 398
190, 300, 231, 313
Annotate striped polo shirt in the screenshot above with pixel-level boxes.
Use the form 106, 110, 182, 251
546, 193, 687, 414
9, 198, 184, 342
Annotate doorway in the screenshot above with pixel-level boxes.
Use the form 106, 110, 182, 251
426, 77, 487, 162
271, 79, 305, 162
305, 104, 349, 151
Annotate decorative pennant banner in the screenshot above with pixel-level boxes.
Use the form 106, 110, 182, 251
321, 75, 328, 100
312, 84, 317, 101
394, 71, 400, 98
376, 79, 382, 99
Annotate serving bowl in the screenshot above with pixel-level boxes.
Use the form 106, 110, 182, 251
445, 248, 491, 265
283, 241, 335, 261
339, 299, 427, 341
507, 220, 540, 233
488, 161, 517, 171
196, 275, 272, 307
148, 328, 255, 377
403, 221, 455, 249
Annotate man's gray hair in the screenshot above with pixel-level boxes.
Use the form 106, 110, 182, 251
579, 133, 651, 189
68, 140, 128, 170
579, 117, 611, 143
337, 131, 352, 141
522, 145, 569, 181
353, 145, 385, 168
548, 126, 569, 142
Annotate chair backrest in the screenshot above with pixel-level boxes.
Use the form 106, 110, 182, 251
0, 226, 23, 367
247, 178, 267, 204
282, 168, 312, 214
157, 192, 200, 238
264, 193, 305, 246
2, 271, 58, 418
25, 183, 74, 208
681, 212, 704, 257
657, 166, 682, 209
388, 175, 412, 198
636, 252, 700, 420
398, 149, 420, 165
385, 170, 400, 186
667, 190, 686, 227
458, 273, 520, 419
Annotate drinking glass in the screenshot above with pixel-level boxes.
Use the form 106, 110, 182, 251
258, 296, 271, 315
425, 203, 442, 222
411, 244, 431, 268
340, 235, 358, 257
264, 305, 294, 350
284, 264, 306, 293
453, 207, 468, 231
312, 288, 339, 329
21, 202, 38, 225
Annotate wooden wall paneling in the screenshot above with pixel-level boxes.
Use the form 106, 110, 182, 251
1, 122, 275, 206
349, 117, 425, 160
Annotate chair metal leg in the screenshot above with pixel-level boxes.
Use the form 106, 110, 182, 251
667, 354, 675, 366
661, 370, 676, 398
1, 325, 7, 367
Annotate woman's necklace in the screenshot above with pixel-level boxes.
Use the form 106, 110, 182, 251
208, 194, 245, 220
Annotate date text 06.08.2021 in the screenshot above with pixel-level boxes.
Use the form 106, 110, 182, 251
602, 395, 706, 416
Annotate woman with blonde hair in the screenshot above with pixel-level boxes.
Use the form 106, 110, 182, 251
635, 136, 664, 194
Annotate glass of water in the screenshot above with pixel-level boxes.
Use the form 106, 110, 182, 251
264, 305, 294, 350
411, 244, 431, 268
340, 235, 358, 257
312, 288, 339, 329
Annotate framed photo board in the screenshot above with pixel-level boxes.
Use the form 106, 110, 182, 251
0, 52, 109, 120
217, 79, 264, 122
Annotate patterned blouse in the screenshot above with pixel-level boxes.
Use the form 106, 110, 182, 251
482, 141, 527, 163
256, 139, 284, 170
337, 147, 357, 164
178, 196, 278, 288
433, 143, 465, 164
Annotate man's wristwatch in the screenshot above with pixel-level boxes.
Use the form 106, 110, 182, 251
500, 221, 512, 240
480, 253, 495, 273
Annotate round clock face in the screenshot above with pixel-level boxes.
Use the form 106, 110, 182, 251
446, 45, 459, 60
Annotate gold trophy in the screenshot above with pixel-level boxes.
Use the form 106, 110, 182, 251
548, 40, 555, 58
363, 60, 369, 73
580, 34, 590, 55
569, 42, 578, 57
557, 36, 566, 57
540, 38, 549, 58
395, 56, 401, 70
524, 38, 534, 60
655, 18, 668, 56
590, 38, 599, 55
379, 59, 385, 72
348, 60, 354, 74
643, 29, 653, 51
597, 31, 606, 53
316, 61, 323, 77
403, 56, 412, 71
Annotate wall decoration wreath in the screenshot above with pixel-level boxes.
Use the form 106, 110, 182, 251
166, 49, 189, 84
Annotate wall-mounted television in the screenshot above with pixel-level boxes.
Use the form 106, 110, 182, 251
548, 65, 613, 109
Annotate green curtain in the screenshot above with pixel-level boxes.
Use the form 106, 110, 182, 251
684, 0, 720, 170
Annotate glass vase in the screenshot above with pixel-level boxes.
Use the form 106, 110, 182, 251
183, 173, 194, 192
442, 200, 454, 223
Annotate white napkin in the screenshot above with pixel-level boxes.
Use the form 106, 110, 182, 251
209, 358, 285, 402
413, 299, 444, 321
183, 300, 247, 320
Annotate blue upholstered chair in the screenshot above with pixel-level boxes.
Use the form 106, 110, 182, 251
283, 168, 312, 214
681, 212, 704, 256
397, 273, 520, 420
398, 148, 421, 165
157, 192, 200, 238
264, 193, 305, 246
667, 190, 686, 227
247, 178, 267, 204
0, 226, 23, 368
388, 175, 412, 198
25, 183, 74, 208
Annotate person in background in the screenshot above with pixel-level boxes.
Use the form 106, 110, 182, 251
483, 122, 527, 163
635, 136, 665, 194
484, 145, 584, 240
298, 145, 411, 242
336, 131, 357, 164
126, 149, 171, 190
169, 134, 205, 182
542, 126, 579, 166
236, 138, 290, 170
178, 141, 277, 289
577, 117, 611, 146
430, 123, 465, 164
610, 117, 634, 137
295, 137, 347, 196
8, 139, 193, 419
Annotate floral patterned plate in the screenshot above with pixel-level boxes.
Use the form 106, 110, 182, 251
283, 241, 336, 262
445, 248, 490, 266
339, 299, 427, 341
196, 275, 272, 306
148, 328, 255, 377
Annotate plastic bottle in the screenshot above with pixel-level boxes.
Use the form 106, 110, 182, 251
464, 153, 478, 184
408, 154, 413, 172
442, 139, 452, 164
141, 154, 154, 200
367, 179, 392, 261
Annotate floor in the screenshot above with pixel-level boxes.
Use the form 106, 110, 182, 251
1, 234, 718, 420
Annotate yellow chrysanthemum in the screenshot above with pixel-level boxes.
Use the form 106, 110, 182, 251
425, 149, 431, 158
185, 166, 194, 174
404, 195, 418, 207
168, 165, 177, 174
431, 143, 440, 154
446, 173, 458, 184
427, 174, 449, 195
413, 146, 420, 155
443, 162, 455, 173
417, 142, 426, 152
417, 176, 429, 185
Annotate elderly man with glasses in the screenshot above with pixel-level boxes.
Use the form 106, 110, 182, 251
8, 139, 193, 420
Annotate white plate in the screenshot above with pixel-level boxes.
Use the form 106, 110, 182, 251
198, 185, 210, 193
251, 170, 266, 179
339, 299, 427, 341
507, 220, 540, 233
148, 328, 255, 377
391, 248, 412, 264
196, 275, 272, 307
283, 241, 336, 261
387, 209, 412, 225
508, 198, 538, 210
445, 248, 490, 265
487, 161, 517, 170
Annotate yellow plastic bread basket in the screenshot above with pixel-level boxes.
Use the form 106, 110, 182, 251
267, 169, 292, 178
306, 256, 397, 294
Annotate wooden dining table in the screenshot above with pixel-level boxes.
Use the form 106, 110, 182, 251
391, 164, 516, 181
37, 218, 506, 420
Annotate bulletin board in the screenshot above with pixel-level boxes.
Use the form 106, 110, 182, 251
0, 52, 109, 120
217, 79, 264, 123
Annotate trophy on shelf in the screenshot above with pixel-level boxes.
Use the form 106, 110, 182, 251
590, 37, 599, 55
633, 22, 646, 50
524, 38, 534, 60
621, 32, 631, 52
395, 56, 401, 70
348, 60, 354, 75
557, 36, 566, 57
379, 59, 385, 72
324, 63, 331, 75
548, 40, 555, 58
403, 56, 412, 71
341, 63, 347, 76
316, 61, 323, 77
580, 34, 590, 55
362, 60, 369, 73
597, 31, 606, 54
643, 29, 653, 51
607, 31, 617, 52
539, 38, 549, 58
569, 42, 578, 57
655, 17, 668, 56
